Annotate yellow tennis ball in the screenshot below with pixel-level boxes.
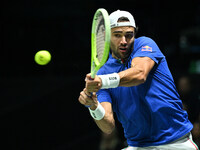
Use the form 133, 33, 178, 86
34, 50, 51, 65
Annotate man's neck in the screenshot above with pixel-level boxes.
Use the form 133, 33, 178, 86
112, 53, 126, 64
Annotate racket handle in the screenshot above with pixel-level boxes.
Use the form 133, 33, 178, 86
89, 77, 94, 80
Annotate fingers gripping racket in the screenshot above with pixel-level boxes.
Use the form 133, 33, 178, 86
90, 8, 111, 79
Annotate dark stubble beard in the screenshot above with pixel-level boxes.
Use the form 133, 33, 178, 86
123, 41, 134, 61
111, 40, 134, 61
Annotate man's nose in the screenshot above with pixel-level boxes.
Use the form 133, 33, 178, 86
120, 36, 127, 45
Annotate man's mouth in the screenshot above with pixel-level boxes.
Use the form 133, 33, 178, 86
119, 47, 127, 52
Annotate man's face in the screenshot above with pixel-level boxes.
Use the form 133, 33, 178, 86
110, 26, 135, 60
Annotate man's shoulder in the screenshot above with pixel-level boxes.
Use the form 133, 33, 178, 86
134, 36, 159, 52
135, 36, 156, 45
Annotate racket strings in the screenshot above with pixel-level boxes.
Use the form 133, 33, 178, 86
96, 14, 106, 63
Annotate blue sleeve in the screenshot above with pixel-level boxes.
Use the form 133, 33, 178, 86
132, 37, 165, 64
97, 89, 112, 104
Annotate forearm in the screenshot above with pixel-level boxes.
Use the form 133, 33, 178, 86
89, 102, 115, 134
97, 57, 155, 88
98, 67, 146, 89
118, 67, 146, 87
117, 57, 155, 87
82, 80, 115, 134
94, 115, 115, 134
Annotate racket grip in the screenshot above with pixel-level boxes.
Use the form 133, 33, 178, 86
89, 77, 94, 80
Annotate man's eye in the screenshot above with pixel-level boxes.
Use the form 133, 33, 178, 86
114, 34, 121, 38
125, 34, 133, 39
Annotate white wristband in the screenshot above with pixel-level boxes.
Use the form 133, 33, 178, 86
98, 73, 120, 89
89, 101, 105, 120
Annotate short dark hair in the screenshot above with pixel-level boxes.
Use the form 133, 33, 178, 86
117, 17, 138, 36
117, 17, 130, 22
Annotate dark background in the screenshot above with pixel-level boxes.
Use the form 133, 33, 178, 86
1, 0, 200, 150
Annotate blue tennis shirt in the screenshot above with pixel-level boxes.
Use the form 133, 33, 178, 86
96, 36, 193, 147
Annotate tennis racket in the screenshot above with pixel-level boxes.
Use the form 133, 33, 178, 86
90, 8, 111, 79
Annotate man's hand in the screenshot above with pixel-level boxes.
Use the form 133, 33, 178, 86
78, 88, 98, 109
85, 73, 102, 93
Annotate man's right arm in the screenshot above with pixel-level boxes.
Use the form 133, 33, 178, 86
78, 89, 115, 134
93, 102, 115, 134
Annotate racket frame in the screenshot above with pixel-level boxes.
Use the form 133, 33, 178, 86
91, 8, 111, 78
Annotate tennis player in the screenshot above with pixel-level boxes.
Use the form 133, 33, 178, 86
78, 10, 199, 150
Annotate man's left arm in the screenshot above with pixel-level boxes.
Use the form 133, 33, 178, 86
85, 57, 155, 92
118, 57, 155, 87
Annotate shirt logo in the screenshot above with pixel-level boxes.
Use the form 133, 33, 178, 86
141, 46, 152, 52
109, 77, 117, 80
